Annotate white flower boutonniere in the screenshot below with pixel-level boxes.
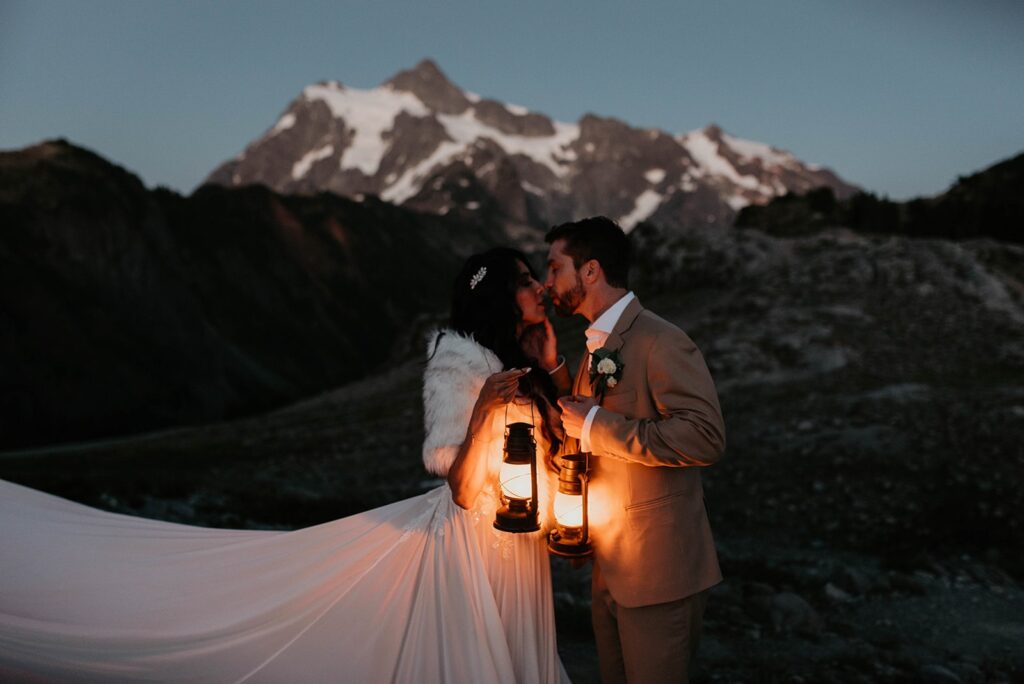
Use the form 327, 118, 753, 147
589, 348, 624, 400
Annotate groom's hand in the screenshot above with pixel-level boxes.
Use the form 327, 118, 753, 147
557, 395, 597, 439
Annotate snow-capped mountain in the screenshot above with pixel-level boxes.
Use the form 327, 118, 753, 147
206, 59, 858, 234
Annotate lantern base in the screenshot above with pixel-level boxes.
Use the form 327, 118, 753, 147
494, 506, 540, 533
547, 530, 593, 558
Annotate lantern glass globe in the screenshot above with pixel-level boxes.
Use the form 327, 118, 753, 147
553, 490, 584, 528
498, 461, 533, 500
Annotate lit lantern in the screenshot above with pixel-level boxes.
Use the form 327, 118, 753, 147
494, 422, 540, 533
547, 451, 593, 557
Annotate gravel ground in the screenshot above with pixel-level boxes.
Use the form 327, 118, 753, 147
3, 226, 1021, 682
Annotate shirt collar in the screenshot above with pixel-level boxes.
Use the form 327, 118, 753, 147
588, 291, 636, 336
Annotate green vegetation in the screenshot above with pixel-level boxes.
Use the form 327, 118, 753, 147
736, 151, 1024, 243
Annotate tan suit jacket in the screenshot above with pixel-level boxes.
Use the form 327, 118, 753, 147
572, 297, 724, 607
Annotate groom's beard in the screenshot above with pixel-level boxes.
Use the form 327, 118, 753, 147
551, 275, 585, 317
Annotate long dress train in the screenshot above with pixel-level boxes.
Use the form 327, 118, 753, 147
0, 331, 570, 683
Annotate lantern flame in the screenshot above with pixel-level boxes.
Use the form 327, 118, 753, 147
553, 490, 584, 528
498, 461, 533, 500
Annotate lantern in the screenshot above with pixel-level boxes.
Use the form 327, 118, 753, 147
547, 451, 593, 557
494, 422, 540, 533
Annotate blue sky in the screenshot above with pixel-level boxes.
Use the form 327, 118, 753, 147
1, 0, 1021, 199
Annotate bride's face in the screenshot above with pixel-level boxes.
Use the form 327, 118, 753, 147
514, 261, 547, 326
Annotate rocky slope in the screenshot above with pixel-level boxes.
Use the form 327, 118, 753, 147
4, 220, 1021, 682
206, 59, 857, 238
0, 139, 504, 449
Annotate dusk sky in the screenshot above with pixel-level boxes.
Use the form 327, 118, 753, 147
2, 0, 1021, 199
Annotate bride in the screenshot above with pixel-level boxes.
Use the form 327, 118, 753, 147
0, 248, 573, 683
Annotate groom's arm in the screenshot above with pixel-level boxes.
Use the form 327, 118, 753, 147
587, 330, 725, 468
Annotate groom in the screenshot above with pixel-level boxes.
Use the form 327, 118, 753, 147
545, 217, 725, 683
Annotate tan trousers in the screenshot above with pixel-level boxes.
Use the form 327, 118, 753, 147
591, 563, 709, 684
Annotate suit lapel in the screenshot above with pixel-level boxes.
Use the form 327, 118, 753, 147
571, 297, 644, 399
603, 297, 644, 352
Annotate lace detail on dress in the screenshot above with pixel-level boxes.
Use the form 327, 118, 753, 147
475, 486, 516, 560
468, 484, 499, 526
398, 487, 447, 543
490, 527, 516, 560
469, 483, 547, 561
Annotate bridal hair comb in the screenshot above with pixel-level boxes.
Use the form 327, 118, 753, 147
469, 266, 487, 290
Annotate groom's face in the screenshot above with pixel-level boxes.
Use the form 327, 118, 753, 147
545, 239, 586, 317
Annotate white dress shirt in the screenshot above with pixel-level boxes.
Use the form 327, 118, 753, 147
580, 291, 635, 452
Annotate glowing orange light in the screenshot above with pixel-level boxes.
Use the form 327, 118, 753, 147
553, 490, 584, 528
498, 461, 533, 500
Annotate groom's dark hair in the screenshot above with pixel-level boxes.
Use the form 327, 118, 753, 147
545, 216, 631, 288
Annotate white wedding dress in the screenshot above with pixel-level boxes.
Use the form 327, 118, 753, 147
0, 331, 570, 683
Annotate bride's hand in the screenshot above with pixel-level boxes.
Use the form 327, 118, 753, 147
519, 318, 558, 371
476, 368, 531, 411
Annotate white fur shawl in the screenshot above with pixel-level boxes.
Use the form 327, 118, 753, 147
422, 329, 503, 476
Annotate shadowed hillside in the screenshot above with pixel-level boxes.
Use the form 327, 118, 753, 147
0, 140, 505, 449
735, 150, 1024, 243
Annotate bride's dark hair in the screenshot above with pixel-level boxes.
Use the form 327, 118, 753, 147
445, 247, 562, 455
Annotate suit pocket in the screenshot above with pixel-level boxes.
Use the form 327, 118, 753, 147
625, 491, 686, 535
625, 490, 686, 512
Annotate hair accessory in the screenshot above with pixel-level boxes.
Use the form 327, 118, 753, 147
469, 266, 487, 290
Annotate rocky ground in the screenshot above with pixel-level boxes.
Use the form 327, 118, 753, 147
3, 225, 1022, 682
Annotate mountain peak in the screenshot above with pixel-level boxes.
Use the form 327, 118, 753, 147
403, 58, 448, 81
208, 65, 859, 233
702, 123, 725, 140
384, 58, 470, 114
1, 138, 145, 193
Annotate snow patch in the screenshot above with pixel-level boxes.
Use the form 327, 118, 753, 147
303, 83, 430, 176
619, 189, 663, 231
681, 131, 761, 191
505, 102, 529, 116
440, 110, 579, 177
720, 132, 792, 167
381, 110, 580, 203
726, 194, 750, 211
680, 130, 780, 196
644, 168, 666, 185
381, 141, 464, 203
270, 113, 296, 136
291, 145, 334, 179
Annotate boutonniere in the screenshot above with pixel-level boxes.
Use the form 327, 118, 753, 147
589, 347, 624, 400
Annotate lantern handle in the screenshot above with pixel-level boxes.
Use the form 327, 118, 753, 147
503, 388, 535, 429
580, 471, 589, 544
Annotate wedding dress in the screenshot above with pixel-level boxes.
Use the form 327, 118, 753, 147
0, 330, 570, 683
